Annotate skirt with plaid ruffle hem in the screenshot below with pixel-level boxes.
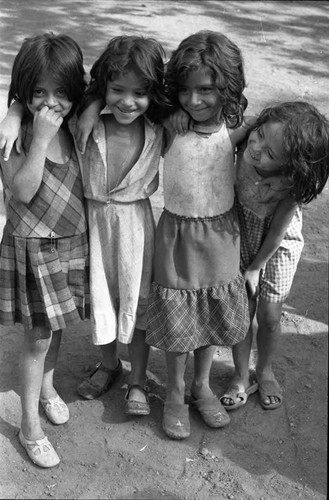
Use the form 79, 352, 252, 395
146, 207, 249, 353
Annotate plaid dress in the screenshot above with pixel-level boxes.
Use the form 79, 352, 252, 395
0, 125, 89, 331
235, 148, 304, 303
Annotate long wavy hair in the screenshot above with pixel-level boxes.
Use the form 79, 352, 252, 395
8, 32, 86, 122
84, 35, 170, 123
252, 101, 329, 204
165, 30, 248, 128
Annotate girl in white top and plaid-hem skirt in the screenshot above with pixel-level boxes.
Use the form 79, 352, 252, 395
146, 31, 251, 440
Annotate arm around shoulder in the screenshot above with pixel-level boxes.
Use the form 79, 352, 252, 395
0, 100, 25, 160
229, 115, 257, 148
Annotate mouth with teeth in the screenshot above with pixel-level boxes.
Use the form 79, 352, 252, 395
249, 146, 259, 161
118, 109, 135, 114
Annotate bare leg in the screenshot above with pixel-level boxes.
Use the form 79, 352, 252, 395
40, 329, 62, 401
86, 340, 118, 387
221, 297, 257, 407
191, 345, 216, 399
165, 351, 189, 404
127, 328, 150, 403
20, 326, 52, 441
256, 299, 283, 406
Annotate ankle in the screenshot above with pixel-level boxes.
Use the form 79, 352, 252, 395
166, 383, 186, 404
191, 381, 213, 400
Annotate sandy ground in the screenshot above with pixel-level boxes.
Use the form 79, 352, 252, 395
0, 1, 328, 499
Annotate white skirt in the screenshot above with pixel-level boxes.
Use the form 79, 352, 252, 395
87, 198, 155, 345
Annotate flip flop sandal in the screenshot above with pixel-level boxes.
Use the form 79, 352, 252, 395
220, 380, 259, 411
77, 359, 122, 400
190, 394, 230, 428
162, 401, 190, 440
125, 384, 150, 416
258, 379, 283, 410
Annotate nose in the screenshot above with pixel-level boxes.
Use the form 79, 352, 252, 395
121, 93, 134, 107
44, 93, 58, 108
253, 135, 264, 153
189, 91, 201, 106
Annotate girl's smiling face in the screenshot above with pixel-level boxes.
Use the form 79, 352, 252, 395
28, 73, 73, 118
244, 121, 287, 177
178, 67, 223, 126
105, 70, 150, 125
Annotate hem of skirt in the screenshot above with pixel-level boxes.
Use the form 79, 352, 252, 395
258, 293, 288, 304
146, 274, 250, 352
0, 308, 88, 331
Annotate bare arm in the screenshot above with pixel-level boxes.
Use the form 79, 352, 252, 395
229, 115, 257, 149
0, 101, 24, 160
75, 98, 104, 154
1, 106, 63, 204
244, 196, 298, 297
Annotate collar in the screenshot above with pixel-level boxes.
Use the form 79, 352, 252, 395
192, 120, 224, 136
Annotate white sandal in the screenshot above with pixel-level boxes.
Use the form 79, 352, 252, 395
19, 430, 60, 468
40, 395, 69, 424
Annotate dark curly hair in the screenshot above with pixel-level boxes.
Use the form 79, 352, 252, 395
84, 35, 170, 123
165, 30, 247, 128
252, 101, 329, 204
8, 32, 86, 122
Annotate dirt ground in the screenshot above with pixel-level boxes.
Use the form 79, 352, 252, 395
0, 1, 328, 499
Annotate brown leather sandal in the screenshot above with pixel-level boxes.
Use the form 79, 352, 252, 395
77, 360, 122, 400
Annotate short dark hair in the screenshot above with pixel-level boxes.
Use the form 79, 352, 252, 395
8, 32, 86, 120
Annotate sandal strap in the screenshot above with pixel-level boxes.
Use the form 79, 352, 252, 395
125, 384, 148, 400
92, 359, 122, 376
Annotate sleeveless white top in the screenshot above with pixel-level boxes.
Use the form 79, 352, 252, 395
164, 123, 234, 217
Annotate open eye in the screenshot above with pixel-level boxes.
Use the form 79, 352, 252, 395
33, 88, 45, 97
56, 88, 67, 97
199, 87, 213, 94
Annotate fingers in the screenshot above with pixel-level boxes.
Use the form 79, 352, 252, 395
1, 139, 15, 161
15, 129, 22, 154
77, 132, 88, 155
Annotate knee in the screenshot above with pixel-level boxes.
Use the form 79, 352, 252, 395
257, 302, 282, 333
24, 329, 52, 356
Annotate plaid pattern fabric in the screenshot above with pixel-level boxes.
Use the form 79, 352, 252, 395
146, 207, 249, 353
1, 126, 87, 238
146, 275, 249, 352
0, 231, 89, 331
0, 124, 89, 330
237, 200, 304, 302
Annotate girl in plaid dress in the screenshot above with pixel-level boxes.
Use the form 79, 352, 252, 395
220, 102, 329, 411
0, 33, 89, 467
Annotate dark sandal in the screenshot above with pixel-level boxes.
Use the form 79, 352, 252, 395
191, 394, 230, 428
125, 384, 150, 416
162, 401, 190, 440
77, 360, 122, 400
